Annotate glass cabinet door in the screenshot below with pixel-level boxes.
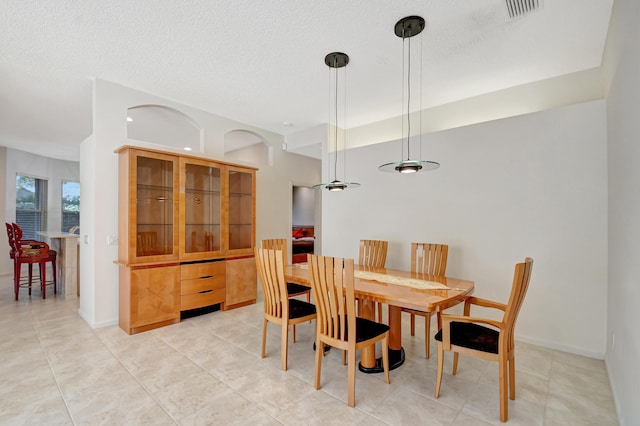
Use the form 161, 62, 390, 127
180, 158, 223, 259
133, 151, 179, 262
227, 166, 255, 254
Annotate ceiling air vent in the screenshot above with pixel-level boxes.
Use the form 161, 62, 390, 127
506, 0, 542, 19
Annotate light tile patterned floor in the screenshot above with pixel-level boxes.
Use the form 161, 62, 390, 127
0, 276, 618, 425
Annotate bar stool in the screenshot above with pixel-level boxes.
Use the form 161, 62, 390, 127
6, 223, 57, 300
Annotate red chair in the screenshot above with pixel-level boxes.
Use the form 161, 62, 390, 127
5, 223, 57, 300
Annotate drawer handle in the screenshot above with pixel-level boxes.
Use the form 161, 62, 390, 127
199, 289, 214, 294
199, 275, 214, 279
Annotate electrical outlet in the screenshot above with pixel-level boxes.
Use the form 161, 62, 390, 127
83, 235, 89, 244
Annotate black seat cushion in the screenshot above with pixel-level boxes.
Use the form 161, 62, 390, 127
434, 321, 499, 354
287, 282, 310, 296
288, 298, 316, 319
353, 317, 390, 343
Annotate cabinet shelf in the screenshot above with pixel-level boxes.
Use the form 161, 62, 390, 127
185, 188, 221, 194
137, 183, 173, 191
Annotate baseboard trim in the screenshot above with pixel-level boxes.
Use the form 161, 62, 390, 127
516, 334, 605, 359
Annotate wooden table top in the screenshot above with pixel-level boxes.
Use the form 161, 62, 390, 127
284, 263, 474, 313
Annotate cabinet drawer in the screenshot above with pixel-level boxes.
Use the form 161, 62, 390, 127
181, 275, 225, 295
181, 261, 225, 280
181, 288, 225, 311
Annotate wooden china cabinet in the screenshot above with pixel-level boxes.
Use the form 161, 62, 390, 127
116, 146, 257, 335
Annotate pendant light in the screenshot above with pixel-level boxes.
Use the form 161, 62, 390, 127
379, 16, 440, 174
314, 52, 360, 191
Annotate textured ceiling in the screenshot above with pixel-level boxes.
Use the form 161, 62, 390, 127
0, 0, 613, 161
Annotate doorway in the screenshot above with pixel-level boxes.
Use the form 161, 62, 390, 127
291, 186, 317, 263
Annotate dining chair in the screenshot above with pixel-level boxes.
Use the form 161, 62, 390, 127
401, 243, 448, 358
308, 253, 390, 407
434, 257, 533, 423
7, 223, 57, 300
254, 247, 317, 371
358, 239, 388, 321
261, 238, 311, 303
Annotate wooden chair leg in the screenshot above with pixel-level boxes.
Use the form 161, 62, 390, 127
435, 342, 444, 398
14, 262, 19, 301
424, 314, 431, 359
51, 259, 57, 294
509, 354, 516, 400
377, 303, 383, 322
28, 264, 33, 295
452, 352, 459, 375
314, 335, 323, 390
410, 313, 416, 336
382, 335, 390, 384
40, 263, 46, 299
261, 318, 267, 358
499, 356, 509, 422
347, 348, 357, 407
281, 323, 289, 371
292, 324, 296, 343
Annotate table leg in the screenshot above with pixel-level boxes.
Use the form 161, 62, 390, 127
359, 304, 405, 373
359, 299, 377, 369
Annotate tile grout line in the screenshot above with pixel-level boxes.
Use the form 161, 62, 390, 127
150, 322, 284, 425
93, 329, 182, 425
30, 302, 77, 425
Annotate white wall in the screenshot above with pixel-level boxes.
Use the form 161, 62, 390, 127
1, 148, 79, 275
322, 99, 608, 358
78, 133, 97, 325
603, 0, 640, 423
79, 79, 320, 327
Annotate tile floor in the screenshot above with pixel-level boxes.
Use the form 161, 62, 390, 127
0, 277, 619, 425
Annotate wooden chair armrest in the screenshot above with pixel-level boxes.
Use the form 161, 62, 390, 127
441, 314, 504, 330
464, 296, 507, 312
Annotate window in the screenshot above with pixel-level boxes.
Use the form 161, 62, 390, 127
16, 175, 48, 240
62, 181, 80, 233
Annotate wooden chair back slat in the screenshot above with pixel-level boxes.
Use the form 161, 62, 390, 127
261, 238, 287, 253
411, 243, 448, 276
255, 248, 288, 320
308, 254, 355, 343
261, 238, 288, 263
503, 257, 534, 350
358, 240, 388, 268
6, 223, 16, 257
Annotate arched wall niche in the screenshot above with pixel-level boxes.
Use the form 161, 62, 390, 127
224, 129, 271, 166
127, 104, 203, 152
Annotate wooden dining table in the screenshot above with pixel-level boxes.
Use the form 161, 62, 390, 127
284, 263, 474, 373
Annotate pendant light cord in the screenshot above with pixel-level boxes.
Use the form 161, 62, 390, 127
343, 62, 348, 182
406, 28, 411, 162
334, 56, 339, 182
419, 29, 423, 161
